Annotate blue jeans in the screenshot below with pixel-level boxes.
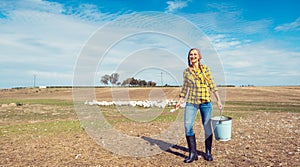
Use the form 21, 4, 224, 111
184, 102, 213, 137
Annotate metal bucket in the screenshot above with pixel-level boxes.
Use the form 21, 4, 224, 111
211, 116, 232, 141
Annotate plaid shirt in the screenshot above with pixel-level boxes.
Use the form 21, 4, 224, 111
179, 65, 218, 104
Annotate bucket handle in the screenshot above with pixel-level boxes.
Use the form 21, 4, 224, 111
218, 109, 223, 124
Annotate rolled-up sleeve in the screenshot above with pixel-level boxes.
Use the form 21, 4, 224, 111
206, 67, 218, 92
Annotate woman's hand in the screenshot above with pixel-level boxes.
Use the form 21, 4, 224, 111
174, 101, 181, 110
217, 100, 223, 110
174, 98, 182, 110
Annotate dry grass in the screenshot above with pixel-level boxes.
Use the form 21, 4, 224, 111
0, 86, 299, 166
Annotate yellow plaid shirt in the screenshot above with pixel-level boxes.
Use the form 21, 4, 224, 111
179, 65, 218, 104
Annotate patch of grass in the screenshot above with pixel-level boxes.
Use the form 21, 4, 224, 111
98, 106, 179, 124
219, 111, 250, 119
2, 100, 297, 138
152, 108, 180, 122
225, 101, 300, 113
0, 99, 73, 106
98, 105, 253, 125
0, 120, 82, 137
0, 105, 76, 125
153, 112, 178, 122
1, 110, 76, 124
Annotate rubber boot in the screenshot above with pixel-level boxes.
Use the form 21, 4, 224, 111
204, 135, 213, 161
184, 135, 198, 163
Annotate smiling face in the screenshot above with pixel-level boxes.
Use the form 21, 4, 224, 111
188, 49, 201, 65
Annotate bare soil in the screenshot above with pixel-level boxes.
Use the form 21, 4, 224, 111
0, 86, 299, 166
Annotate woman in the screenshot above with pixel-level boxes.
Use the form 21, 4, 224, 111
175, 48, 222, 163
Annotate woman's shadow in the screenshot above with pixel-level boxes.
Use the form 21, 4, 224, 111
141, 136, 205, 158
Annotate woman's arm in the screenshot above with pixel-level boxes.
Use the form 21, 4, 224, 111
175, 70, 188, 110
175, 97, 183, 110
205, 66, 222, 110
213, 90, 222, 110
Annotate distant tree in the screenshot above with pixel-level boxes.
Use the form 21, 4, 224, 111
101, 74, 110, 85
151, 81, 157, 87
121, 78, 157, 87
138, 79, 147, 87
121, 78, 132, 86
130, 77, 138, 86
147, 81, 156, 87
110, 73, 119, 86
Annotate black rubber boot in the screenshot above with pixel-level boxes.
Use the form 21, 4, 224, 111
204, 135, 213, 161
184, 135, 198, 163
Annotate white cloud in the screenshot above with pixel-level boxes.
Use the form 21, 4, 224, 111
0, 0, 64, 14
176, 6, 299, 85
93, 34, 190, 86
0, 10, 96, 61
209, 34, 245, 50
0, 0, 112, 88
165, 0, 191, 13
275, 17, 300, 32
219, 41, 300, 85
183, 12, 272, 35
0, 1, 299, 88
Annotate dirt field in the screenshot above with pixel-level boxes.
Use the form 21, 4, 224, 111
0, 86, 299, 166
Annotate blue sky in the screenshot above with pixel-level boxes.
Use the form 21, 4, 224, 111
0, 0, 299, 88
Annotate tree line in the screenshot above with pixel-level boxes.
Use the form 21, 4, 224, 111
100, 73, 157, 87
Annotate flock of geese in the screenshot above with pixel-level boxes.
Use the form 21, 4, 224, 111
84, 99, 185, 109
